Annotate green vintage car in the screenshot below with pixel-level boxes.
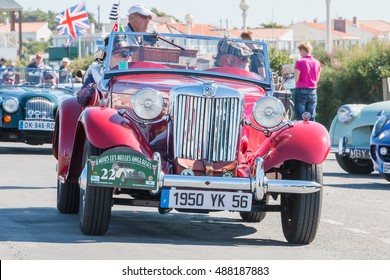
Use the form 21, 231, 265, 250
329, 101, 390, 174
0, 68, 76, 145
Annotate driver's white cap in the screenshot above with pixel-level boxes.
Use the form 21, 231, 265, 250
127, 4, 156, 17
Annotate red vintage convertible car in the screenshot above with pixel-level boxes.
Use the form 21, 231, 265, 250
52, 32, 330, 244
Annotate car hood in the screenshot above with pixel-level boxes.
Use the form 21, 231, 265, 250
0, 86, 72, 104
355, 101, 390, 125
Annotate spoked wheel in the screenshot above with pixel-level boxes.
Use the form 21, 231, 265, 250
79, 139, 113, 235
57, 179, 79, 214
281, 160, 323, 244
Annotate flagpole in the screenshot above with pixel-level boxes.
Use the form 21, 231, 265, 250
78, 37, 81, 58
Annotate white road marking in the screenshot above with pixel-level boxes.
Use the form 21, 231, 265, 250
321, 218, 344, 225
344, 228, 370, 234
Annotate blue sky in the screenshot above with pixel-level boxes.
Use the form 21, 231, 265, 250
16, 0, 390, 28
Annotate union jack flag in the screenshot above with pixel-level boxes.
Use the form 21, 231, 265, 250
56, 1, 90, 41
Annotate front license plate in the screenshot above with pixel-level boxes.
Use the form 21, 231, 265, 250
160, 189, 252, 211
19, 120, 55, 131
380, 162, 390, 173
349, 148, 370, 160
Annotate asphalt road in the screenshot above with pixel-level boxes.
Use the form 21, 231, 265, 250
0, 141, 390, 260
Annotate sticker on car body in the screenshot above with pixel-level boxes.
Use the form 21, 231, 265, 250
87, 153, 159, 190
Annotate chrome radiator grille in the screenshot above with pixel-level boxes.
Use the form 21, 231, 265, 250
173, 92, 242, 162
25, 97, 54, 120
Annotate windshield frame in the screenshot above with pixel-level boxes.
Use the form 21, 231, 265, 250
100, 32, 273, 92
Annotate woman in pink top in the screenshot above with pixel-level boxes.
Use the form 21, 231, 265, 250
294, 41, 321, 121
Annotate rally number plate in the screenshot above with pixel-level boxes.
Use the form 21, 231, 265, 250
19, 120, 55, 131
160, 189, 252, 211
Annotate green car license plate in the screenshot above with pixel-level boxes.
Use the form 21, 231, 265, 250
160, 189, 252, 211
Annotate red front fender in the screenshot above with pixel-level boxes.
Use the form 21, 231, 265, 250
250, 121, 330, 171
79, 107, 153, 156
53, 97, 83, 181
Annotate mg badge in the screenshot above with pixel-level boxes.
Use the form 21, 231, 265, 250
181, 168, 194, 176
203, 85, 216, 97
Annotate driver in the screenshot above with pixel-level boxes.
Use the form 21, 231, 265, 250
214, 38, 253, 69
42, 70, 57, 85
77, 34, 138, 107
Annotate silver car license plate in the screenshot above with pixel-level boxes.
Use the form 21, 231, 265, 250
160, 189, 252, 211
349, 148, 370, 160
19, 120, 55, 131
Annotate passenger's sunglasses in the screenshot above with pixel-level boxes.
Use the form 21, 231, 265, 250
136, 13, 152, 20
113, 50, 134, 58
4, 78, 14, 82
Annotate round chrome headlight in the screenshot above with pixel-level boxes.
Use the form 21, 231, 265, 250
337, 105, 353, 124
3, 97, 19, 113
132, 88, 164, 120
252, 96, 285, 128
372, 114, 388, 137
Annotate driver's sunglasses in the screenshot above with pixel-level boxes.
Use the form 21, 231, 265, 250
113, 50, 134, 58
4, 78, 14, 82
136, 13, 152, 20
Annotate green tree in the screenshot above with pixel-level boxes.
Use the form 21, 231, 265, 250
259, 22, 287, 28
317, 41, 390, 128
151, 8, 181, 23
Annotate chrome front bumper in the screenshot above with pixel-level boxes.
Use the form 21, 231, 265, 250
159, 157, 321, 201
80, 153, 321, 201
330, 137, 370, 159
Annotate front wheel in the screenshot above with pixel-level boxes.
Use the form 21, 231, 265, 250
79, 140, 113, 235
335, 154, 373, 174
281, 161, 323, 244
57, 180, 79, 214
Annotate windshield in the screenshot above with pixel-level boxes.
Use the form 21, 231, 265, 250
101, 32, 272, 88
0, 67, 75, 92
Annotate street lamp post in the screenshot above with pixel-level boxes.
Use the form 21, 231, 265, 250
326, 0, 332, 53
185, 13, 194, 48
239, 0, 250, 31
185, 13, 194, 35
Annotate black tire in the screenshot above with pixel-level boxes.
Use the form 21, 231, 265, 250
57, 180, 79, 214
79, 140, 113, 235
380, 173, 390, 182
239, 196, 269, 222
335, 154, 373, 174
281, 161, 323, 244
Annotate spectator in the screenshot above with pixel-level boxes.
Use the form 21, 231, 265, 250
27, 53, 49, 69
59, 57, 71, 84
0, 58, 6, 85
214, 38, 253, 69
124, 4, 157, 46
240, 31, 266, 79
294, 41, 321, 121
25, 53, 51, 84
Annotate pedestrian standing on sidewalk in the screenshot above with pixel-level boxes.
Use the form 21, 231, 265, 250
294, 41, 321, 121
